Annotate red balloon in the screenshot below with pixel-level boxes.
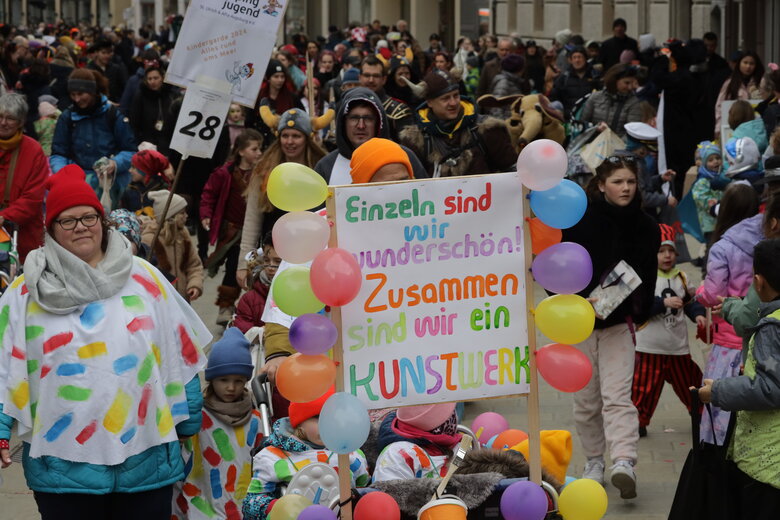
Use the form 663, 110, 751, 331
354, 491, 400, 520
536, 343, 592, 393
310, 248, 362, 306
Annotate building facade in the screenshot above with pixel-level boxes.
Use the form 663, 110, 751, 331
2, 0, 777, 65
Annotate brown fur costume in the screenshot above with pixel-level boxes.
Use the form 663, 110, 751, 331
458, 449, 563, 492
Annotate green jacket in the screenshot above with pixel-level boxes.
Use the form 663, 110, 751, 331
723, 284, 761, 352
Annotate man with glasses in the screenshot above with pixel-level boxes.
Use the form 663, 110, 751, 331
314, 87, 427, 185
359, 56, 415, 138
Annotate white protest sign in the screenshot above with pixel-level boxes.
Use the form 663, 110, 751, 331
166, 0, 288, 107
332, 173, 530, 409
170, 84, 232, 158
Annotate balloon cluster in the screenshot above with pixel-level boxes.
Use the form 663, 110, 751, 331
266, 163, 373, 457
517, 141, 594, 394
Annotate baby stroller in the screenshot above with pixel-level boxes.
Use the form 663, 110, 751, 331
0, 222, 20, 295
245, 326, 274, 442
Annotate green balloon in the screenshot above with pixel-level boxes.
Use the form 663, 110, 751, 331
272, 266, 325, 316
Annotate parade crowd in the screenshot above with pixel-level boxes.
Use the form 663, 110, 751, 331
0, 13, 779, 520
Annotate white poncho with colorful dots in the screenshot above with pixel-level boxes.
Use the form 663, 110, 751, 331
0, 257, 211, 465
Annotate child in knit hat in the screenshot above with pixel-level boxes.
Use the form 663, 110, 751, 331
631, 223, 706, 437
140, 190, 203, 302
349, 137, 414, 184
373, 402, 463, 482
123, 149, 173, 214
233, 232, 278, 334
172, 327, 264, 520
690, 140, 729, 243
34, 95, 61, 156
242, 387, 370, 520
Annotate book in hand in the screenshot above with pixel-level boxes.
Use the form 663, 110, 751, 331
588, 260, 641, 319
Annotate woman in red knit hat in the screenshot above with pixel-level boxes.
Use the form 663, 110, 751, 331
0, 165, 212, 519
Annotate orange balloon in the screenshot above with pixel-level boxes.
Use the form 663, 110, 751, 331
276, 353, 336, 403
528, 217, 562, 255
493, 429, 529, 450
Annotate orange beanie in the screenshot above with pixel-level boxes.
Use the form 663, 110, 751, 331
510, 430, 573, 483
349, 138, 413, 184
289, 386, 335, 428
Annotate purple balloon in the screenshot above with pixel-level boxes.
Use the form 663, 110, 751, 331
531, 242, 593, 294
298, 504, 338, 520
289, 313, 338, 355
499, 481, 548, 520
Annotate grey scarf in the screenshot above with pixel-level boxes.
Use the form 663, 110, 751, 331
24, 229, 134, 314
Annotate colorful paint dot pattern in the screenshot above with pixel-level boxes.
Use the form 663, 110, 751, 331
0, 258, 211, 466
171, 409, 263, 520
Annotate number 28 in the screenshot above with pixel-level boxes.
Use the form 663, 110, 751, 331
179, 110, 221, 140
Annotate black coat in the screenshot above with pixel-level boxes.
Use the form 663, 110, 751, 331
550, 66, 600, 118
562, 195, 660, 329
129, 83, 176, 147
598, 36, 639, 71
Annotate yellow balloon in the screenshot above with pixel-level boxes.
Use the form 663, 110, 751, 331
268, 493, 313, 520
267, 162, 329, 212
535, 294, 595, 344
558, 478, 608, 520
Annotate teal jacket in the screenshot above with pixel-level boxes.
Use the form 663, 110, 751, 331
0, 376, 202, 494
723, 284, 761, 353
733, 118, 769, 157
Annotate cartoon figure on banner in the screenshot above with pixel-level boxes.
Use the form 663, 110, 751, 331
262, 0, 283, 16
226, 62, 255, 94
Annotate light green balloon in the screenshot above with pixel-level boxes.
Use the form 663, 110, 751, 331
272, 266, 325, 317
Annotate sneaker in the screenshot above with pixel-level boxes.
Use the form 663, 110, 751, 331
216, 306, 234, 326
610, 459, 637, 499
582, 457, 605, 485
638, 425, 647, 437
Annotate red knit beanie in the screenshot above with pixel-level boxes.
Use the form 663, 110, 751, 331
132, 149, 170, 183
289, 386, 335, 428
45, 165, 104, 228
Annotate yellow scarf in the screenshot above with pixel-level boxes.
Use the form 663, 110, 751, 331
0, 131, 22, 151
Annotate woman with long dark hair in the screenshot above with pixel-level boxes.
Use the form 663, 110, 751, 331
715, 51, 764, 138
562, 154, 660, 500
581, 63, 642, 137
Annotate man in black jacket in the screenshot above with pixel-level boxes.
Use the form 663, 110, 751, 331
87, 38, 128, 103
598, 18, 639, 71
551, 46, 601, 119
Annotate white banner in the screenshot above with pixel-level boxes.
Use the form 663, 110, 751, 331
169, 84, 232, 158
166, 0, 288, 107
333, 173, 530, 409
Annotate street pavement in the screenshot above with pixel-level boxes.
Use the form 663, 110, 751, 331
0, 258, 707, 519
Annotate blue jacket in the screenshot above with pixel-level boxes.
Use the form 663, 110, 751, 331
0, 376, 202, 494
50, 95, 136, 206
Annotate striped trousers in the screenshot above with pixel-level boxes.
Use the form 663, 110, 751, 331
631, 351, 703, 428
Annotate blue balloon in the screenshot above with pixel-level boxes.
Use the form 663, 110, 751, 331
318, 392, 370, 454
529, 179, 587, 229
563, 475, 577, 489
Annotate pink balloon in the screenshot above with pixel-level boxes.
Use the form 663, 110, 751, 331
310, 248, 362, 306
517, 139, 568, 191
471, 412, 509, 444
536, 343, 592, 392
272, 211, 330, 264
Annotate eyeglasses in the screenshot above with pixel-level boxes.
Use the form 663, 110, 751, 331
54, 214, 101, 230
605, 154, 637, 165
0, 115, 19, 123
346, 115, 376, 126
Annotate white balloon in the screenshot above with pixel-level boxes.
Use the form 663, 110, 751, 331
516, 139, 568, 191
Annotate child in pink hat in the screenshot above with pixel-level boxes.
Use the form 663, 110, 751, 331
373, 402, 462, 482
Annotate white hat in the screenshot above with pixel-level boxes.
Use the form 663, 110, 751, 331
624, 122, 662, 141
147, 190, 187, 220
